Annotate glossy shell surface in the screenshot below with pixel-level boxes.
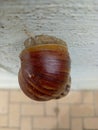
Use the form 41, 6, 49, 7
18, 35, 71, 101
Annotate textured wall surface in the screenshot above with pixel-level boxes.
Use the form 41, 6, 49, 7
0, 0, 98, 89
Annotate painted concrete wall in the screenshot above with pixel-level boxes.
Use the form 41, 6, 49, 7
0, 0, 98, 89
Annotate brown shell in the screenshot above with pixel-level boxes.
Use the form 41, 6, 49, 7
18, 35, 71, 101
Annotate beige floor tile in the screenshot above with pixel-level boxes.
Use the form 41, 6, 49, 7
94, 91, 98, 116
82, 91, 94, 103
33, 117, 57, 129
21, 103, 44, 116
95, 104, 98, 116
84, 118, 98, 129
71, 104, 94, 117
45, 100, 57, 116
0, 90, 8, 114
10, 90, 32, 103
57, 105, 70, 129
9, 104, 20, 127
0, 129, 18, 130
0, 115, 8, 127
94, 91, 98, 104
58, 91, 82, 104
0, 89, 98, 130
71, 118, 82, 130
21, 117, 32, 130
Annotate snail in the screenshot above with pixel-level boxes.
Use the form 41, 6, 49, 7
18, 33, 71, 101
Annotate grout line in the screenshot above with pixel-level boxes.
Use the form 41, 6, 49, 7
81, 90, 84, 103
44, 102, 47, 117
18, 102, 21, 130
56, 100, 59, 129
93, 90, 96, 116
68, 103, 71, 130
31, 116, 34, 130
0, 90, 98, 130
7, 89, 10, 127
92, 90, 96, 116
20, 102, 23, 130
82, 116, 85, 130
29, 117, 33, 130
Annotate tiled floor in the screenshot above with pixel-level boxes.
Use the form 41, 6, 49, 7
0, 89, 98, 130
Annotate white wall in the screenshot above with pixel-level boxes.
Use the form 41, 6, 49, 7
0, 0, 98, 89
0, 68, 19, 89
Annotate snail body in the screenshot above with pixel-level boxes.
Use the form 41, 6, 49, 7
18, 35, 71, 101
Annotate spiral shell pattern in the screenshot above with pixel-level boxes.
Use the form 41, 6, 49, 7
18, 35, 71, 101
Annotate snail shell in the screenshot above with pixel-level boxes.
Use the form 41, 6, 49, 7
18, 35, 71, 101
